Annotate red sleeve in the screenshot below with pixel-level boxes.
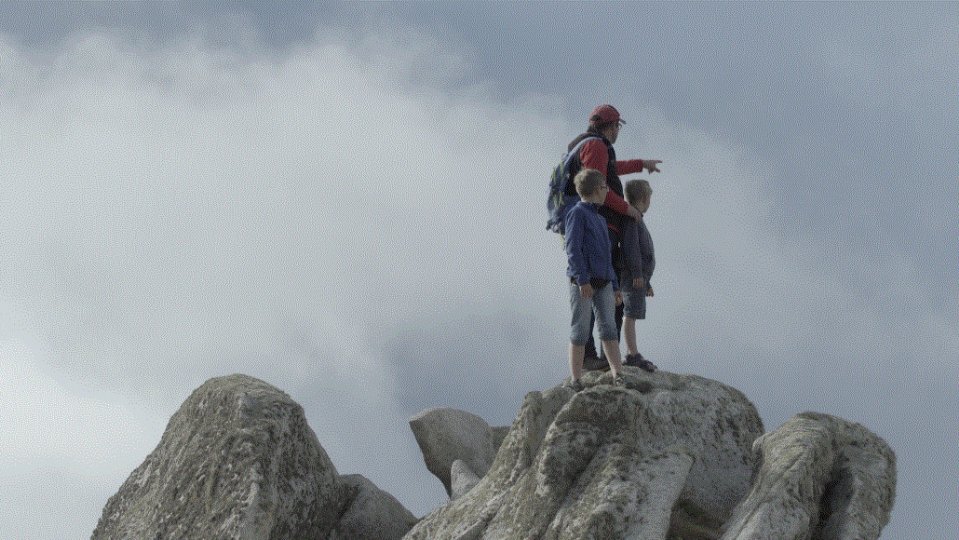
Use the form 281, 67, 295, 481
581, 140, 631, 215
617, 159, 645, 175
604, 189, 631, 215
579, 139, 609, 176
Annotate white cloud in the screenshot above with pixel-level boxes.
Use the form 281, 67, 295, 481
0, 24, 953, 538
0, 325, 153, 471
0, 28, 565, 533
0, 307, 162, 537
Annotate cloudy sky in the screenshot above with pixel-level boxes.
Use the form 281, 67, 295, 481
1, 2, 955, 538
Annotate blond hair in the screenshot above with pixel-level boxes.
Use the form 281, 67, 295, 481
624, 179, 652, 206
574, 169, 605, 198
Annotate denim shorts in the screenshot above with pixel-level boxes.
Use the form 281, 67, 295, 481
569, 281, 618, 345
620, 272, 647, 319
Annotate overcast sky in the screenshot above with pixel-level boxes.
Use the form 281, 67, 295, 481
1, 3, 956, 538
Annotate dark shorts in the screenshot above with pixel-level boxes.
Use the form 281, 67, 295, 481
620, 271, 647, 319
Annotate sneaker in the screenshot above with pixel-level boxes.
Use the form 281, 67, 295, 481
563, 378, 584, 392
583, 355, 611, 372
625, 353, 658, 373
612, 374, 626, 386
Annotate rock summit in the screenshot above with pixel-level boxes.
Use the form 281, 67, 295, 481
94, 369, 895, 539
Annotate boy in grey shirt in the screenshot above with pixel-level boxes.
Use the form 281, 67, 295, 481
621, 179, 658, 372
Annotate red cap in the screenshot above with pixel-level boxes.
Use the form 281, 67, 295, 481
589, 104, 625, 126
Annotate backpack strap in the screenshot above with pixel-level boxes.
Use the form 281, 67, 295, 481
564, 136, 601, 169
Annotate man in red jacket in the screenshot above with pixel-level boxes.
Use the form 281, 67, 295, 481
565, 104, 663, 368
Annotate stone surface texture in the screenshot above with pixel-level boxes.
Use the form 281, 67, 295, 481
721, 412, 896, 540
404, 368, 768, 540
92, 374, 417, 540
450, 459, 483, 500
93, 370, 897, 540
331, 474, 419, 540
409, 407, 503, 497
93, 374, 345, 539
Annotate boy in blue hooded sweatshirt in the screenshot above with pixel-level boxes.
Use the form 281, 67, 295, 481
564, 168, 626, 391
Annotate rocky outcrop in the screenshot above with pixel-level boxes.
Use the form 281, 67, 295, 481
92, 375, 416, 540
332, 474, 418, 540
450, 459, 483, 500
404, 369, 767, 539
721, 412, 896, 540
94, 370, 896, 540
409, 407, 507, 498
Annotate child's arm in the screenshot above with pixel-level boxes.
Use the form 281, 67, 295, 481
639, 220, 655, 288
580, 283, 595, 300
612, 246, 622, 305
564, 209, 590, 288
623, 221, 644, 286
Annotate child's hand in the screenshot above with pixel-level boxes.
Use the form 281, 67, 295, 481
579, 284, 594, 299
632, 277, 644, 289
643, 159, 663, 173
646, 286, 654, 297
615, 290, 624, 306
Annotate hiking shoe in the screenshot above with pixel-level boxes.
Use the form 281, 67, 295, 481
612, 374, 626, 386
563, 378, 584, 392
625, 353, 658, 373
637, 358, 658, 372
583, 355, 611, 372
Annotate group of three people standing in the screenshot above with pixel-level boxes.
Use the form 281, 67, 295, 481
562, 104, 661, 390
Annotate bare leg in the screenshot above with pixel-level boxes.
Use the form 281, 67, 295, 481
569, 343, 585, 381
601, 340, 624, 377
623, 316, 638, 356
